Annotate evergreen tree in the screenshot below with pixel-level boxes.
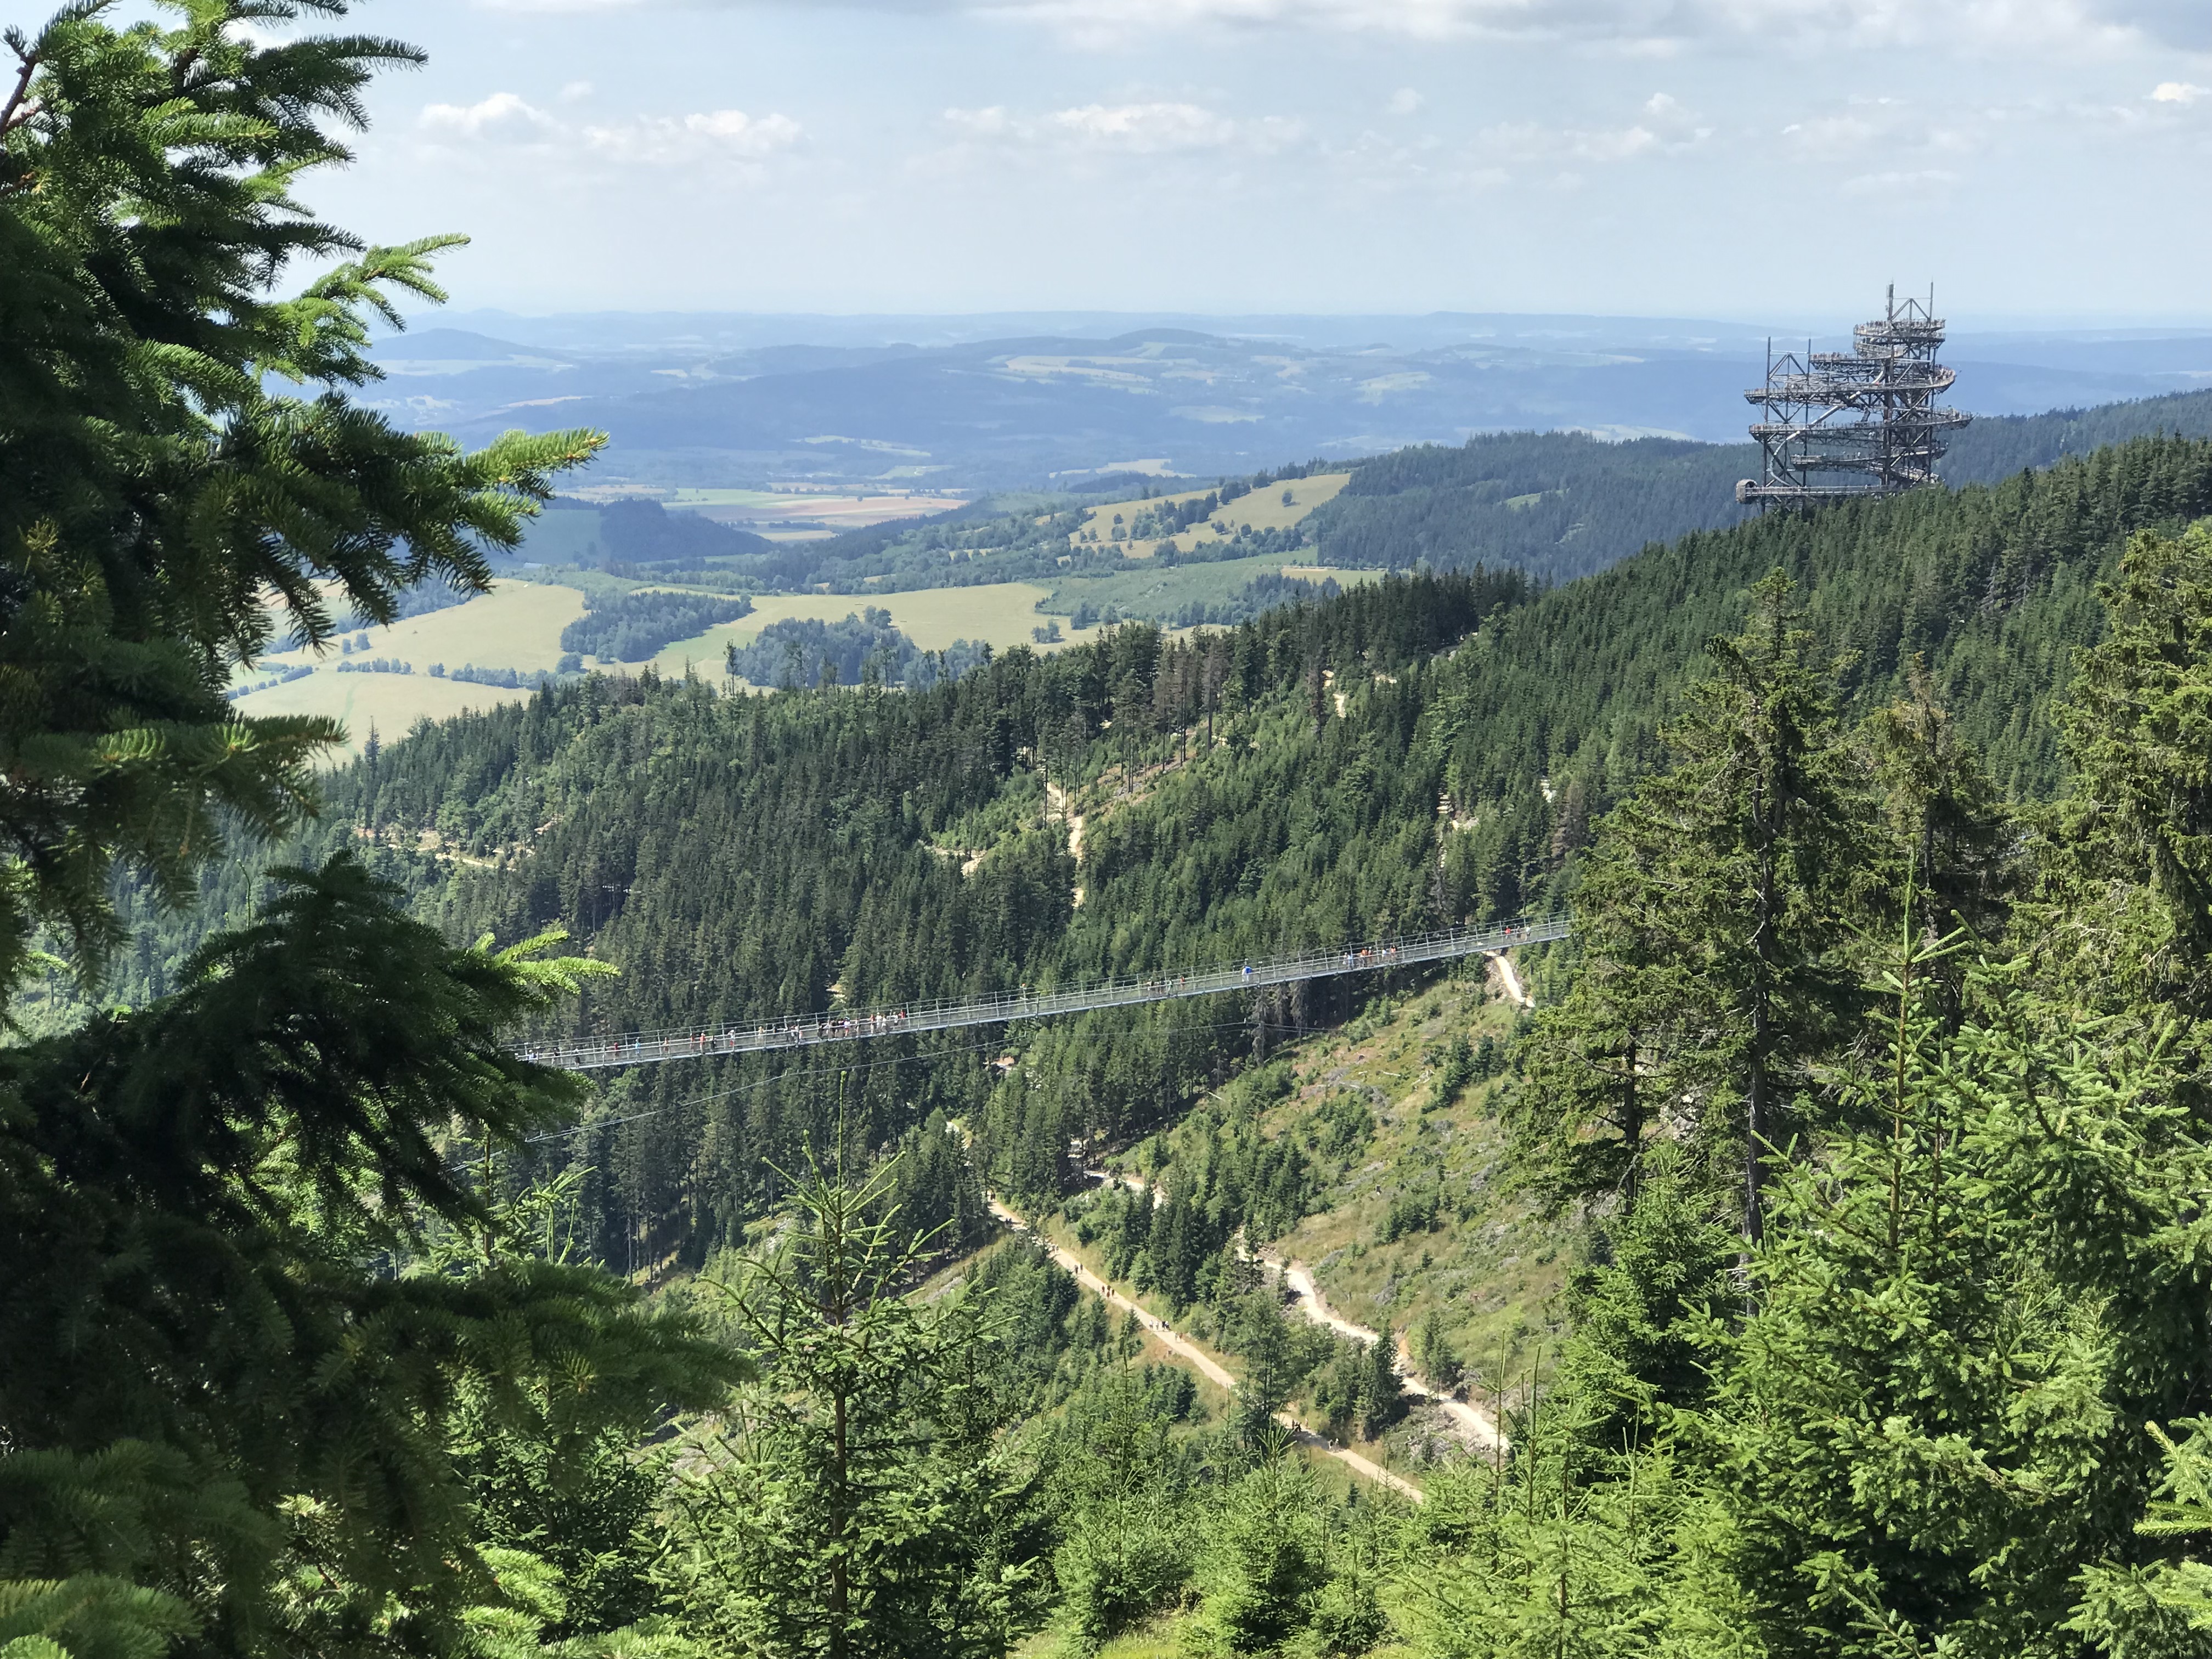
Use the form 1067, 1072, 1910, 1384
0, 0, 596, 985
2038, 523, 2212, 1034
0, 13, 730, 1659
1544, 1144, 1736, 1458
1041, 1369, 1198, 1655
1523, 573, 1872, 1245
672, 1148, 1035, 1659
1866, 658, 2016, 943
1183, 1444, 1331, 1659
1705, 936, 2209, 1659
2070, 1418, 2212, 1655
1401, 1417, 1707, 1659
0, 860, 738, 1659
1359, 1325, 1405, 1442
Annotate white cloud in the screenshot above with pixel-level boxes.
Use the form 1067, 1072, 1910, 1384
2152, 81, 2209, 102
575, 0, 2193, 55
465, 0, 2208, 53
1053, 101, 1240, 148
1840, 166, 1962, 194
419, 92, 561, 143
1386, 87, 1424, 114
938, 100, 1300, 152
419, 95, 800, 166
1477, 91, 1711, 163
582, 109, 803, 162
226, 18, 294, 48
943, 105, 1019, 137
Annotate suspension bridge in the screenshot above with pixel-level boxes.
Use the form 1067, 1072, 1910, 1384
529, 915, 1570, 1073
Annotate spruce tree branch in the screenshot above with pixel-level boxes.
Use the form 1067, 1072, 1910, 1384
0, 46, 40, 135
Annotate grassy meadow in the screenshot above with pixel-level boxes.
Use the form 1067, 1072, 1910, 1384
232, 582, 589, 754
229, 579, 1073, 749
644, 582, 1059, 676
231, 485, 1375, 753
1044, 552, 1377, 620
1075, 471, 1352, 558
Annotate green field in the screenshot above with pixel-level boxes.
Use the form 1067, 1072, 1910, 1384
1076, 470, 1351, 558
664, 488, 789, 509
229, 557, 1363, 756
1043, 554, 1376, 620
231, 582, 589, 755
240, 670, 545, 754
646, 582, 1057, 676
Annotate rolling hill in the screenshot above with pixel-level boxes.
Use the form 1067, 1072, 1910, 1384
370, 310, 2212, 492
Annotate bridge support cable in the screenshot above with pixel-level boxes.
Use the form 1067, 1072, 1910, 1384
532, 916, 1570, 1074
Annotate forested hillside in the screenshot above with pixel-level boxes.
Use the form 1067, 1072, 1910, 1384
26, 10, 2212, 1659
1295, 388, 2212, 586
72, 431, 2212, 1278
601, 388, 2212, 617
1944, 384, 2212, 479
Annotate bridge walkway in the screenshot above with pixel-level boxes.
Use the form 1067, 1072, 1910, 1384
534, 916, 1568, 1073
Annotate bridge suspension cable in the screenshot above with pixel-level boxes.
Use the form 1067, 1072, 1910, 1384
532, 916, 1569, 1073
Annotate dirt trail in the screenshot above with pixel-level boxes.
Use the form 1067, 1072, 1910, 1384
989, 1198, 1424, 1503
1046, 782, 1088, 907
1487, 950, 1533, 1009
1077, 1177, 1502, 1451
1268, 1256, 1505, 1452
1045, 781, 1087, 863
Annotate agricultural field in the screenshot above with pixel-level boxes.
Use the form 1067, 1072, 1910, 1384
229, 544, 1368, 754
1043, 552, 1376, 622
237, 670, 544, 754
645, 581, 1061, 677
228, 582, 588, 754
1075, 471, 1351, 558
664, 486, 968, 531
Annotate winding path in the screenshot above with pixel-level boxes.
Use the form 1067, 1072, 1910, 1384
1078, 1182, 1505, 1451
988, 1198, 1424, 1503
1266, 1256, 1504, 1452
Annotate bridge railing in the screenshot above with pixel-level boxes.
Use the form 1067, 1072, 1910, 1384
529, 915, 1570, 1074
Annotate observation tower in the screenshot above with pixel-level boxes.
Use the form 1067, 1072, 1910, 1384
1736, 285, 1969, 509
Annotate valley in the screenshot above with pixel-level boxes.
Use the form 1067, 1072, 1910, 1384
247, 386, 2212, 751
19, 12, 2212, 1659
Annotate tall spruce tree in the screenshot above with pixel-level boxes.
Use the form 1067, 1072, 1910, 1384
2038, 523, 2212, 1036
1520, 573, 1872, 1245
0, 10, 740, 1659
670, 1149, 1035, 1659
1704, 935, 2210, 1659
0, 0, 597, 985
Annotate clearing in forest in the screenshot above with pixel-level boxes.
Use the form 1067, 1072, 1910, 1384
1044, 552, 1378, 623
645, 581, 1061, 676
229, 582, 590, 753
1074, 471, 1351, 560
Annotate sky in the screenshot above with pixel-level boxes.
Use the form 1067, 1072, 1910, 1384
271, 0, 2212, 323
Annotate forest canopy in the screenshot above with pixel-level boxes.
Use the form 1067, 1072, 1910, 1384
560, 590, 754, 662
14, 9, 2212, 1659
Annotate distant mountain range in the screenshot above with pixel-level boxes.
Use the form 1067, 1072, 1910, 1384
365, 311, 2212, 491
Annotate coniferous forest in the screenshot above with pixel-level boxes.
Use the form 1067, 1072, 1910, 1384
12, 10, 2212, 1659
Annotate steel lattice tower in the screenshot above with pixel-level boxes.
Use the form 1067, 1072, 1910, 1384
1736, 285, 1970, 508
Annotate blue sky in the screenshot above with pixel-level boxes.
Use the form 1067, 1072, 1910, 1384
285, 0, 2212, 321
